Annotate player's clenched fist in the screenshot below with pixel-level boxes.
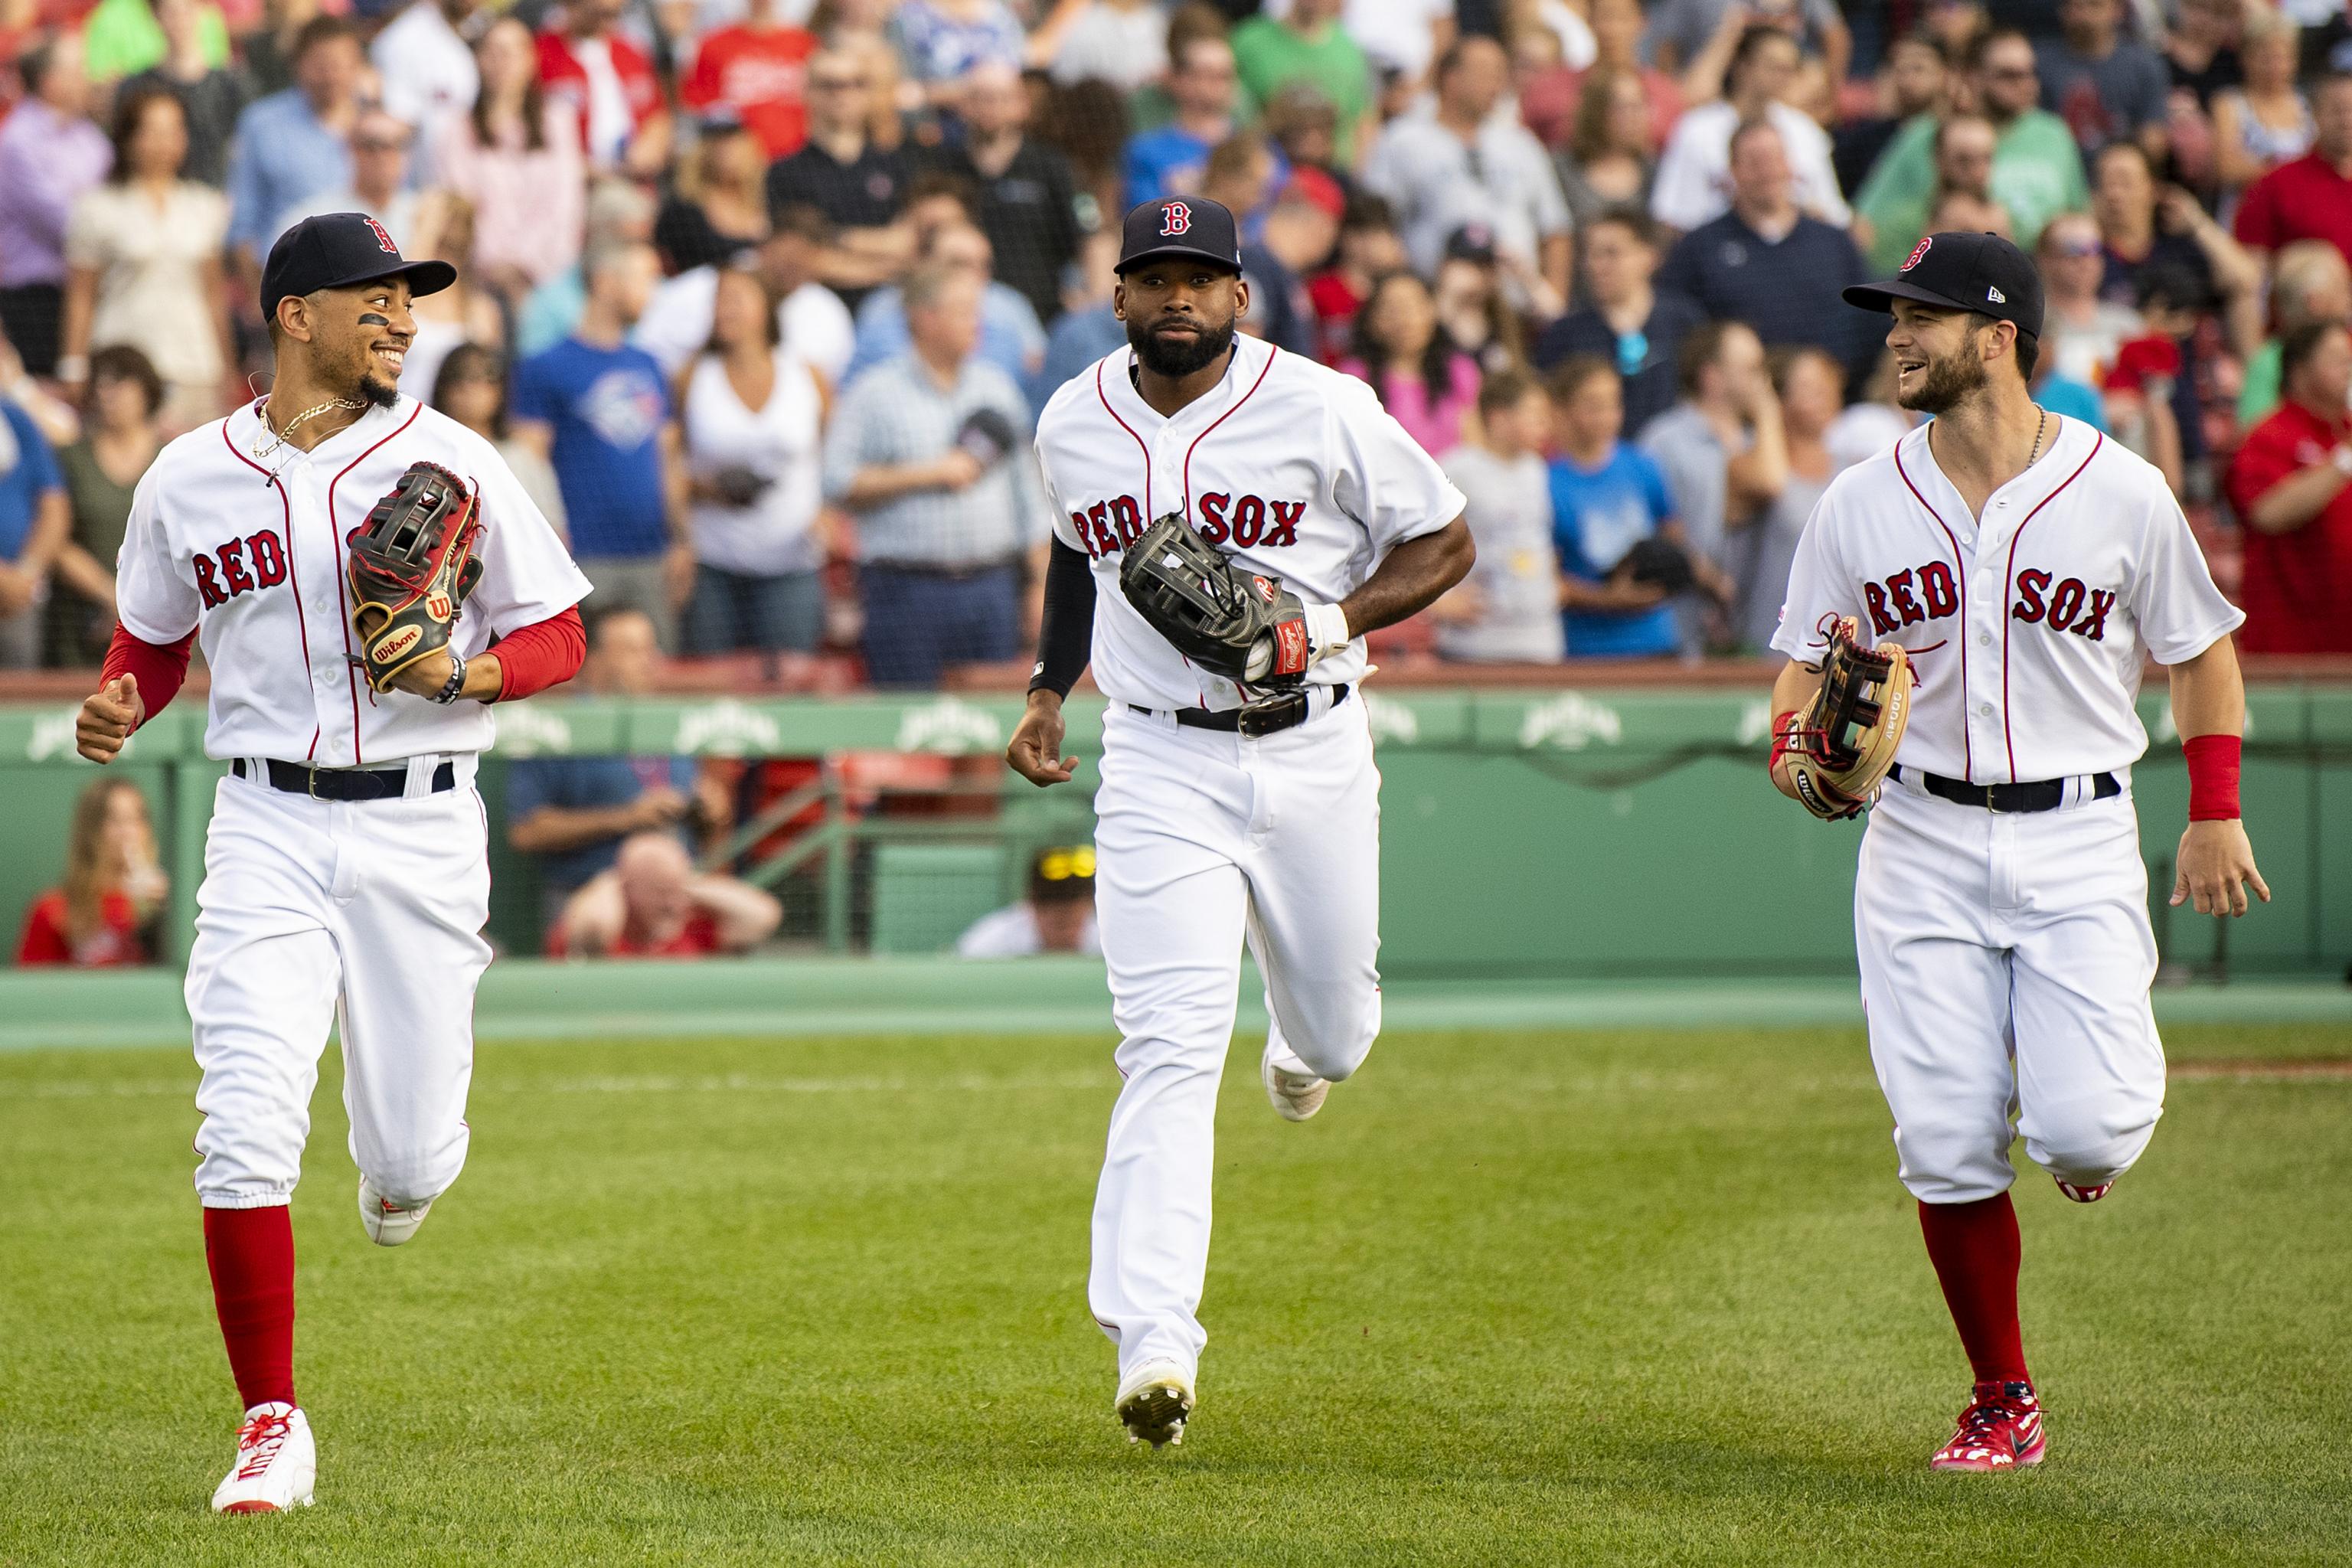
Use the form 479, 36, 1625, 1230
77, 674, 143, 763
2171, 819, 2270, 918
1007, 691, 1077, 787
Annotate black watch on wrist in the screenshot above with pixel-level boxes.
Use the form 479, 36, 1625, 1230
432, 649, 469, 704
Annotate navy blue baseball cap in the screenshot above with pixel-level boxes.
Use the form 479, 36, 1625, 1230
1842, 230, 2044, 341
260, 212, 457, 322
1116, 197, 1243, 275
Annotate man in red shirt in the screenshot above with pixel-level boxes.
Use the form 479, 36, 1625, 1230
537, 0, 670, 174
2224, 318, 2352, 655
681, 0, 815, 161
2233, 71, 2352, 274
547, 830, 782, 958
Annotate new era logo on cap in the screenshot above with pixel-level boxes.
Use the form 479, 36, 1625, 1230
1988, 285, 2006, 302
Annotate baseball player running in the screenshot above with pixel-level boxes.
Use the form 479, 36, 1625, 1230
1011, 198, 1474, 1448
1766, 232, 2266, 1472
73, 214, 591, 1512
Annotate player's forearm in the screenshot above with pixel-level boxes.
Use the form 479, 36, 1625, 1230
1336, 515, 1475, 638
2167, 636, 2245, 741
100, 623, 196, 727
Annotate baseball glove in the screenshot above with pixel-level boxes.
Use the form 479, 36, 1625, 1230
345, 460, 484, 694
1771, 616, 1913, 820
1119, 511, 1311, 687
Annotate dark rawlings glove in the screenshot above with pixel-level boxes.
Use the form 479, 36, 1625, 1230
1770, 615, 1913, 820
345, 460, 485, 695
1119, 512, 1311, 687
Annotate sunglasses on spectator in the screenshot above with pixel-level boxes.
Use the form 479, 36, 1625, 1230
1985, 65, 2037, 80
811, 75, 869, 90
2048, 237, 2101, 257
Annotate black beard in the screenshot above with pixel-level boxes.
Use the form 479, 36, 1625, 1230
1898, 343, 1988, 414
358, 368, 401, 409
1129, 314, 1236, 378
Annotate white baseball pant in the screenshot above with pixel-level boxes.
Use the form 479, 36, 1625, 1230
1855, 771, 2166, 1206
187, 760, 492, 1210
1087, 694, 1383, 1380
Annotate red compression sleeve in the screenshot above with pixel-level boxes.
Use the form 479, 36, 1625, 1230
1919, 1194, 2030, 1386
2184, 733, 2243, 822
492, 606, 586, 701
204, 1205, 296, 1410
99, 623, 196, 727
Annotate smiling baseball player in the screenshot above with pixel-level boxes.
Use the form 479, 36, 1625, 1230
73, 214, 591, 1514
1010, 198, 1474, 1448
1767, 232, 2266, 1472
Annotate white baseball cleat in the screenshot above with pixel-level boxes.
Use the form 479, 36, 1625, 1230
1261, 1040, 1329, 1122
358, 1175, 433, 1246
1114, 1360, 1196, 1449
211, 1402, 315, 1514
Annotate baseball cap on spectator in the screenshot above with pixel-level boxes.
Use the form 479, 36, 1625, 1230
1841, 230, 2044, 341
1282, 166, 1347, 221
261, 212, 456, 321
1446, 223, 1499, 266
1116, 198, 1243, 275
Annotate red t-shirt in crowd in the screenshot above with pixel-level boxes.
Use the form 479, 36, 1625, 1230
2231, 151, 2352, 270
681, 24, 815, 160
547, 910, 724, 959
15, 889, 147, 968
1305, 271, 1364, 365
536, 28, 664, 152
2223, 397, 2352, 655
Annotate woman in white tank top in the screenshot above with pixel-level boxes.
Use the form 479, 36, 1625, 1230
678, 265, 831, 655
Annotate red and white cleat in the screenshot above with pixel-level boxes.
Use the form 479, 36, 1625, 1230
1260, 1040, 1329, 1122
1929, 1380, 2047, 1472
211, 1402, 316, 1513
2053, 1177, 2112, 1203
359, 1174, 433, 1246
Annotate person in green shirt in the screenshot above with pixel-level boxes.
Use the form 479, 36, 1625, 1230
2238, 238, 2351, 425
80, 0, 231, 84
1230, 0, 1374, 165
1854, 28, 2088, 276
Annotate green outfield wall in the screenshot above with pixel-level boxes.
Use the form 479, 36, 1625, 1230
2, 682, 2347, 982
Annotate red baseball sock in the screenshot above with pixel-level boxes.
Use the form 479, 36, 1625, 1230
1917, 1194, 2030, 1386
203, 1206, 296, 1411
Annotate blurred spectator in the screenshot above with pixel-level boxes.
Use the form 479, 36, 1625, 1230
2038, 0, 2170, 159
2102, 266, 2197, 493
681, 0, 816, 160
635, 206, 858, 385
2232, 71, 2352, 275
1305, 191, 1404, 364
2092, 140, 2260, 356
519, 174, 656, 354
60, 84, 234, 433
435, 16, 587, 307
679, 263, 831, 656
511, 239, 691, 649
1559, 68, 1661, 252
1855, 29, 2088, 273
822, 262, 1047, 688
889, 0, 1025, 97
238, 0, 315, 99
1648, 0, 1850, 87
1734, 345, 1841, 651
1047, 0, 1170, 93
1432, 227, 1528, 377
1202, 134, 1317, 358
1656, 119, 1875, 388
433, 341, 567, 542
1522, 0, 1681, 157
841, 220, 1046, 395
80, 0, 228, 85
371, 0, 481, 155
1029, 228, 1125, 407
1122, 31, 1240, 208
548, 830, 782, 959
224, 15, 361, 290
2225, 318, 2352, 655
1338, 270, 1481, 457
278, 106, 424, 257
1536, 207, 1704, 439
1832, 31, 1949, 198
1547, 356, 1704, 658
657, 118, 772, 274
397, 191, 506, 403
956, 844, 1102, 957
1230, 0, 1374, 165
1926, 113, 2013, 234
1260, 81, 1344, 190
1825, 351, 1918, 471
15, 776, 165, 968
1301, 0, 1455, 86
2164, 0, 2245, 107
2211, 8, 2311, 203
116, 0, 249, 188
2040, 210, 2145, 388
537, 0, 671, 176
1651, 25, 1851, 235
0, 328, 79, 449
508, 606, 736, 922
763, 47, 915, 308
926, 61, 1093, 328
1638, 320, 1782, 652
44, 345, 158, 666
1361, 36, 1571, 312
0, 35, 110, 380
0, 382, 67, 668
2237, 238, 2350, 423
1436, 368, 1564, 664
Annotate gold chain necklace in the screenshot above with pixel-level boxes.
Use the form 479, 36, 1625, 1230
250, 393, 367, 466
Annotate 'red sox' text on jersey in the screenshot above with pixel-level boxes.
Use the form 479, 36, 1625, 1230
1773, 418, 2243, 784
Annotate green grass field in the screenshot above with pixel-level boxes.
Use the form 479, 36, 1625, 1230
4, 1021, 2349, 1566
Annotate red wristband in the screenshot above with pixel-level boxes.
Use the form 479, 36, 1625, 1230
2184, 733, 2241, 822
1767, 709, 1800, 771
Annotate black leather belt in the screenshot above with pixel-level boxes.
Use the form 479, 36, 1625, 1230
234, 757, 456, 801
1131, 683, 1351, 738
1893, 764, 2119, 814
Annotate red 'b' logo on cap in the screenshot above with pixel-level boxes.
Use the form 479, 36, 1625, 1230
362, 217, 398, 255
1900, 237, 1932, 271
1160, 201, 1191, 237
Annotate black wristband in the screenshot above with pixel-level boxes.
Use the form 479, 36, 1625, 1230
1029, 537, 1096, 698
432, 649, 469, 704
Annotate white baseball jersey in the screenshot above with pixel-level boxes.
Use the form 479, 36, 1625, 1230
116, 395, 590, 767
1772, 417, 2243, 783
1032, 333, 1466, 711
